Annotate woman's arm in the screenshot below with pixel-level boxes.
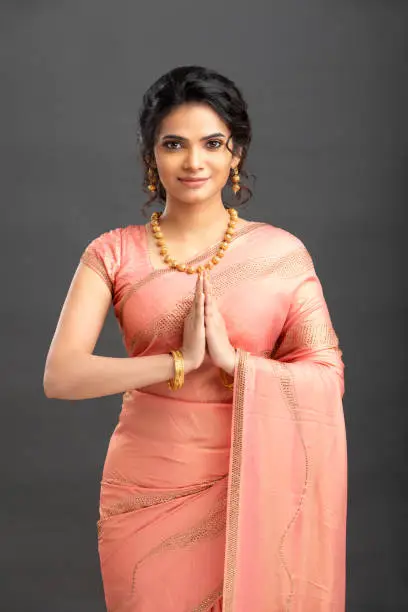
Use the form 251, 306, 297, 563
43, 263, 189, 401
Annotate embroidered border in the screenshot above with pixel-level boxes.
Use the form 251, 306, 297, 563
192, 585, 223, 612
272, 320, 340, 357
222, 348, 248, 611
129, 489, 228, 595
80, 251, 114, 295
98, 476, 227, 523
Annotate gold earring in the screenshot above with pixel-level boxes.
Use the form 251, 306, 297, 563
231, 167, 241, 194
147, 166, 157, 192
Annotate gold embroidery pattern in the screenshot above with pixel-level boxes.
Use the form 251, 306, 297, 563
210, 247, 313, 297
117, 222, 265, 323
129, 489, 227, 595
192, 585, 223, 612
80, 251, 113, 295
272, 320, 340, 357
129, 247, 314, 354
98, 476, 227, 523
223, 349, 248, 611
130, 292, 195, 353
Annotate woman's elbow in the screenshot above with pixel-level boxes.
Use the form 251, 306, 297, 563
43, 361, 69, 399
43, 366, 59, 398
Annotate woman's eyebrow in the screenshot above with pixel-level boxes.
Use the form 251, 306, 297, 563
160, 132, 226, 141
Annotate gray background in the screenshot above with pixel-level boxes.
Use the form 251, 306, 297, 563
2, 1, 407, 610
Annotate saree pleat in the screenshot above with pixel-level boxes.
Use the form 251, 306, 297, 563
79, 222, 347, 611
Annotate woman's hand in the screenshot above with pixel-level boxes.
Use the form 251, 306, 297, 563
203, 270, 236, 376
181, 272, 206, 373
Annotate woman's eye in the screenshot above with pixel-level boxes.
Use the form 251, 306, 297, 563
163, 140, 223, 151
207, 140, 222, 149
164, 141, 182, 150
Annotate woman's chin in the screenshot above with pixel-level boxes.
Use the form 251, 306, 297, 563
172, 186, 215, 202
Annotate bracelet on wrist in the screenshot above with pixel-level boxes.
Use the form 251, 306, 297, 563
219, 368, 234, 390
168, 349, 185, 391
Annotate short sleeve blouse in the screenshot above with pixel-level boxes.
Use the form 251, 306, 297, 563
80, 227, 122, 296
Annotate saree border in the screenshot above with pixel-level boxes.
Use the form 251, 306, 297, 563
192, 585, 223, 612
97, 475, 227, 532
222, 348, 248, 611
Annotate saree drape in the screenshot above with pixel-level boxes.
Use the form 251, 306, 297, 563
80, 220, 347, 612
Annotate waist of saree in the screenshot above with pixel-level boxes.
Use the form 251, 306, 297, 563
100, 389, 232, 505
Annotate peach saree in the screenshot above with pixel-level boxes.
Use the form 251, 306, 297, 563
80, 219, 347, 612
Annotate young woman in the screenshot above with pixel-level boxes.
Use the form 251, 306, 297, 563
44, 65, 347, 612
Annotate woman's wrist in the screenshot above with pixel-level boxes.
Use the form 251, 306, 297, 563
223, 346, 237, 377
181, 353, 198, 375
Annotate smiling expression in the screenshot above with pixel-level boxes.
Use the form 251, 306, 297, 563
153, 102, 241, 204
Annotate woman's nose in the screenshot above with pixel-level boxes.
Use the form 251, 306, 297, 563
183, 146, 204, 170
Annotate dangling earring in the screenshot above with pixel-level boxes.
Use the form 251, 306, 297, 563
147, 166, 157, 192
230, 166, 241, 194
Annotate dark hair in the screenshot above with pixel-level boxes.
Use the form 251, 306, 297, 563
137, 65, 255, 217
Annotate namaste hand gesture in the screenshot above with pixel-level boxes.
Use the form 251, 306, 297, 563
181, 270, 236, 376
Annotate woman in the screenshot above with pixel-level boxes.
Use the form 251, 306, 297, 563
44, 65, 347, 612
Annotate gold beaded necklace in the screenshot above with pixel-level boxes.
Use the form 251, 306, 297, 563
150, 207, 239, 274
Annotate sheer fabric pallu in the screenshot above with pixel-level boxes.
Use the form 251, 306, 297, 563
80, 220, 347, 612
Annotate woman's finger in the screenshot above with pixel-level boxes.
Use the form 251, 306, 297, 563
196, 272, 204, 313
195, 271, 202, 304
203, 273, 209, 303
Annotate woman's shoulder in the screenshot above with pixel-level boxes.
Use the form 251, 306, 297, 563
87, 223, 145, 245
250, 220, 307, 253
82, 224, 147, 263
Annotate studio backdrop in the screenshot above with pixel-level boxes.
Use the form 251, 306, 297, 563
1, 1, 407, 611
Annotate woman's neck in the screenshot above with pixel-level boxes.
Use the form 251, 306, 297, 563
158, 198, 232, 241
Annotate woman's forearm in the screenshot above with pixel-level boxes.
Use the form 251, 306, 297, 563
43, 352, 190, 401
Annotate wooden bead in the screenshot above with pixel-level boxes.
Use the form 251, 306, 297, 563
212, 256, 220, 264
160, 247, 168, 256
163, 254, 172, 263
219, 241, 229, 250
176, 263, 187, 272
186, 266, 195, 274
217, 250, 225, 258
225, 229, 234, 237
156, 239, 165, 247
224, 235, 232, 243
205, 261, 214, 269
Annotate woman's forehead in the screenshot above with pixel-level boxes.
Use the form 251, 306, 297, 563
157, 103, 229, 139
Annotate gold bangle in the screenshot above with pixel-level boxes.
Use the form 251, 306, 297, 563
168, 349, 185, 391
219, 368, 234, 390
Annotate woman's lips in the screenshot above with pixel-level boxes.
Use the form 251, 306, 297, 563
178, 178, 209, 188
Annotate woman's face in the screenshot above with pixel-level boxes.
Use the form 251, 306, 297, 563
153, 102, 241, 205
